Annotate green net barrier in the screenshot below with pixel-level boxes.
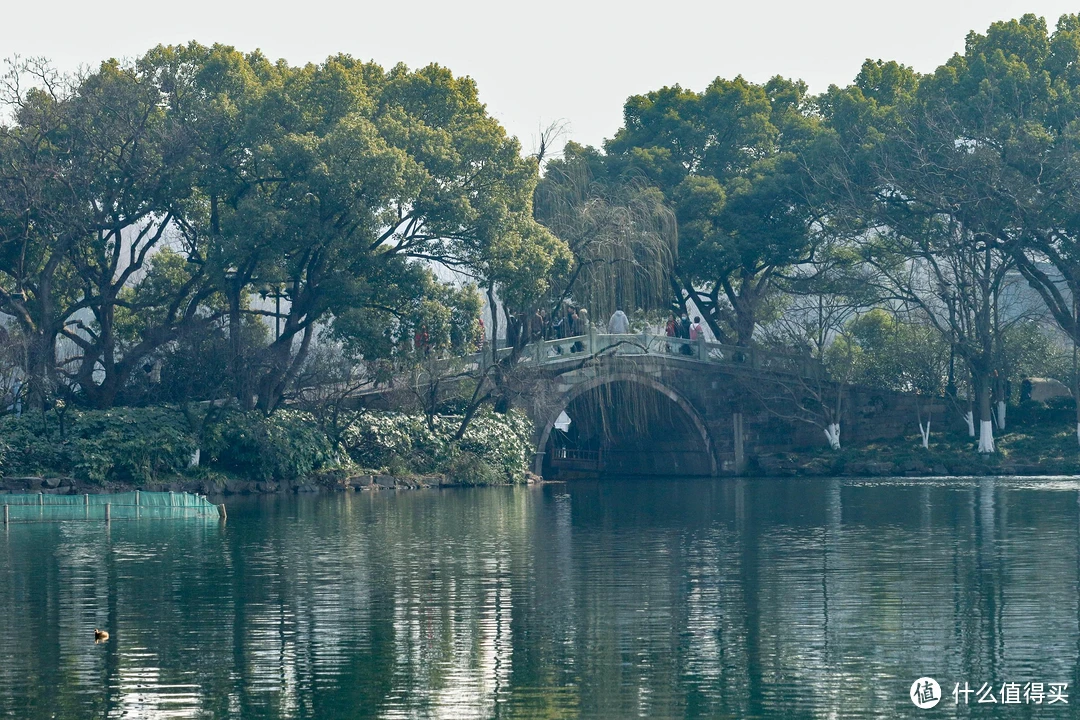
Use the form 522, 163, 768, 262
0, 491, 220, 522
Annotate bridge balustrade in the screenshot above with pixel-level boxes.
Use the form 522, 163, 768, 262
423, 331, 820, 380
473, 331, 822, 377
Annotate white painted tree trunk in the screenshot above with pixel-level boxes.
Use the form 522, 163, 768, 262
996, 400, 1006, 430
824, 423, 841, 450
919, 420, 931, 449
978, 420, 995, 453
964, 411, 975, 437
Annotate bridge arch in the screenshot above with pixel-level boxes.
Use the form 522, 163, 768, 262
534, 371, 718, 478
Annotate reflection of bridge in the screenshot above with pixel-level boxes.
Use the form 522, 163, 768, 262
362, 332, 922, 480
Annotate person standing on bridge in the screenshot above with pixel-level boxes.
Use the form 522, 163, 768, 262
531, 308, 545, 342
678, 312, 693, 355
608, 308, 629, 334
571, 308, 588, 352
665, 313, 678, 353
689, 316, 703, 341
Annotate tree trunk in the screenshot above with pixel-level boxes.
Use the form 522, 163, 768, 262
1075, 367, 1080, 448
24, 329, 56, 411
917, 397, 931, 449
823, 423, 841, 450
734, 309, 756, 347
976, 378, 995, 453
486, 282, 499, 368
254, 340, 291, 414
228, 284, 251, 410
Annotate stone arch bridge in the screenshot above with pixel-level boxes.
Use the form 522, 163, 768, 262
363, 332, 926, 479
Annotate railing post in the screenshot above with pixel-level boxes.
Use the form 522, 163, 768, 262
3, 505, 8, 524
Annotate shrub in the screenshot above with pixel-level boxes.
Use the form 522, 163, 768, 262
456, 411, 532, 480
340, 411, 449, 472
447, 451, 497, 485
0, 407, 197, 484
340, 409, 532, 483
203, 409, 337, 482
0, 435, 8, 478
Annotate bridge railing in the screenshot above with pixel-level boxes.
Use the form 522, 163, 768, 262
350, 331, 820, 399
443, 331, 820, 378
519, 331, 820, 377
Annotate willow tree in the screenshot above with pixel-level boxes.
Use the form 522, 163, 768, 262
604, 76, 822, 345
534, 142, 676, 324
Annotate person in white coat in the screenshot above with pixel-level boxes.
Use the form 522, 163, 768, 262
607, 308, 630, 334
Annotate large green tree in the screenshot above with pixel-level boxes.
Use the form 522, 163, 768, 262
0, 57, 209, 409
817, 30, 1051, 452
1, 45, 567, 414
133, 45, 568, 412
604, 76, 822, 345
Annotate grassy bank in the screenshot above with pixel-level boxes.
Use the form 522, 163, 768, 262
754, 425, 1080, 477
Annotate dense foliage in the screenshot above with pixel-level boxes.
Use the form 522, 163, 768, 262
0, 45, 565, 415
0, 407, 196, 484
0, 406, 532, 485
202, 410, 337, 483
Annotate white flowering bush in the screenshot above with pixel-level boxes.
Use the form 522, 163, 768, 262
457, 411, 531, 478
340, 409, 533, 483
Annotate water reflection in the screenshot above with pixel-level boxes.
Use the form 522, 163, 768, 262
0, 478, 1078, 718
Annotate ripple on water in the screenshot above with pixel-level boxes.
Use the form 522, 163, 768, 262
0, 480, 1078, 719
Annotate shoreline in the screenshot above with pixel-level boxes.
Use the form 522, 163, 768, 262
1, 466, 1075, 498
0, 470, 546, 497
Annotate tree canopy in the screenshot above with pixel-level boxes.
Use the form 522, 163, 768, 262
0, 44, 566, 411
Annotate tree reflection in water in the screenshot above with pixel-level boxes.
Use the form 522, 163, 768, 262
0, 478, 1078, 719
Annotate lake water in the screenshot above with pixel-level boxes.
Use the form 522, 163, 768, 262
2, 477, 1079, 719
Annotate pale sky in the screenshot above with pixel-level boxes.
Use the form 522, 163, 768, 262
3, 1, 1078, 151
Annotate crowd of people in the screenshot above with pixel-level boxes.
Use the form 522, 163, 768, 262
497, 303, 709, 355
401, 299, 720, 363
663, 312, 705, 354
506, 302, 595, 353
